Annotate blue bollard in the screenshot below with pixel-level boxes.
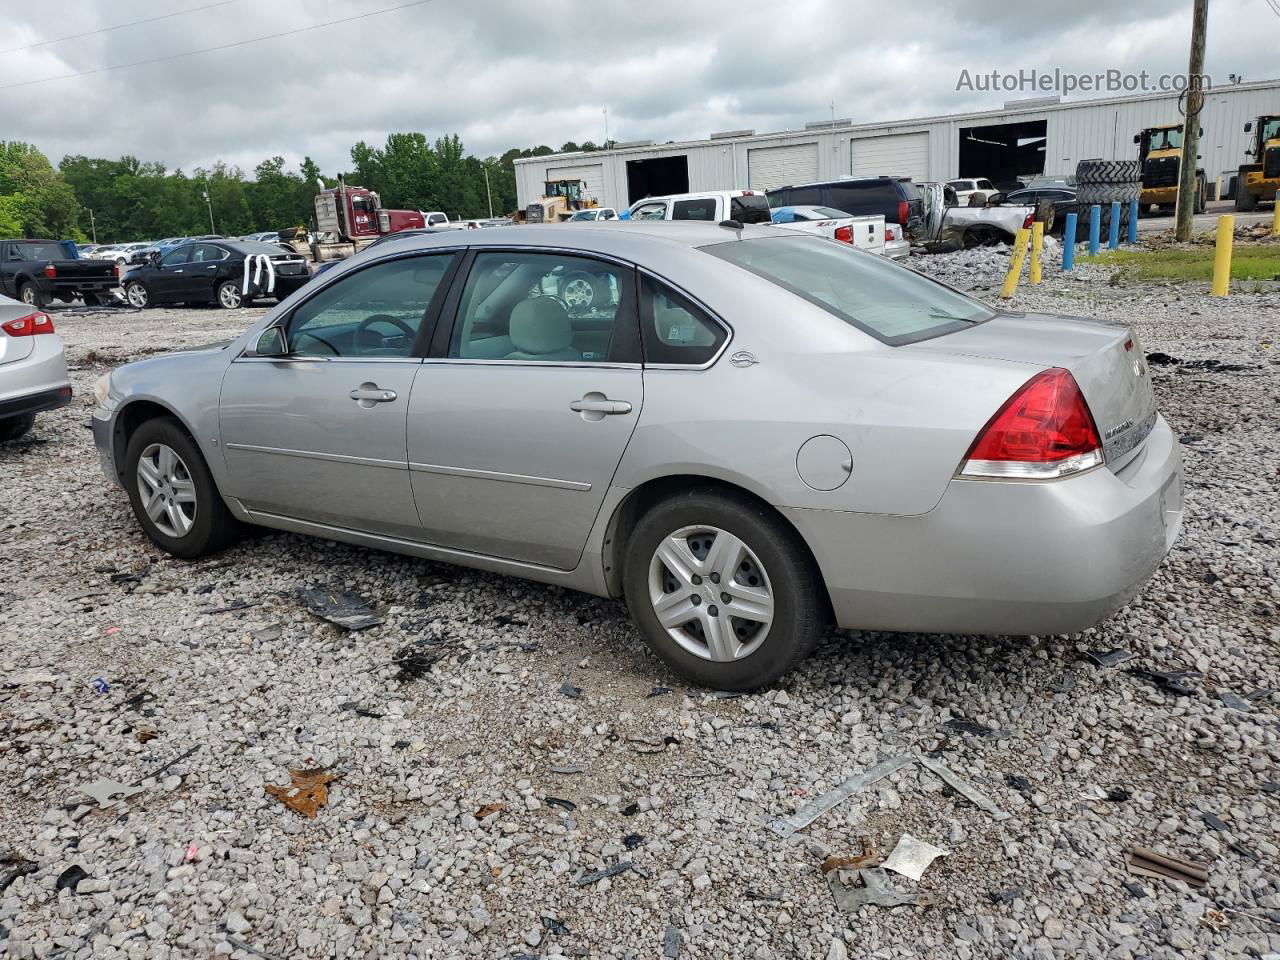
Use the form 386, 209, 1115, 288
1063, 213, 1078, 270
1088, 205, 1101, 255
1127, 198, 1139, 244
1108, 201, 1121, 249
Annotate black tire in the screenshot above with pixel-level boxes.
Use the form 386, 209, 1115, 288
1075, 159, 1142, 185
124, 281, 150, 308
962, 226, 1007, 248
18, 282, 45, 309
216, 280, 244, 309
622, 489, 826, 691
1077, 182, 1142, 205
0, 413, 36, 443
1235, 186, 1258, 212
123, 416, 239, 559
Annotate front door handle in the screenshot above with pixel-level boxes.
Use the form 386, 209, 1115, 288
570, 393, 632, 420
349, 383, 398, 407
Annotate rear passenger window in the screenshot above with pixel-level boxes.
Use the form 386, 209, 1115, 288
640, 275, 726, 366
672, 198, 718, 221
729, 194, 772, 224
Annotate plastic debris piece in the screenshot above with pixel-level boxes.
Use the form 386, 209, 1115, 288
225, 935, 285, 960
1105, 787, 1131, 803
391, 642, 443, 681
0, 854, 38, 893
1229, 841, 1260, 862
1218, 692, 1253, 711
1126, 667, 1202, 697
917, 755, 1011, 821
265, 769, 337, 819
120, 691, 155, 711
550, 765, 584, 775
545, 796, 577, 812
826, 866, 932, 912
474, 802, 504, 820
297, 587, 382, 630
663, 925, 682, 958
198, 600, 259, 614
55, 864, 88, 891
1124, 846, 1208, 888
1004, 774, 1032, 793
621, 802, 640, 817
943, 718, 996, 737
880, 834, 949, 882
184, 843, 199, 862
647, 686, 672, 698
541, 916, 569, 936
768, 755, 915, 837
559, 682, 583, 699
1202, 812, 1229, 833
575, 861, 633, 885
622, 833, 645, 850
91, 678, 109, 695
78, 779, 145, 807
987, 885, 1024, 904
1123, 880, 1148, 898
1084, 648, 1133, 668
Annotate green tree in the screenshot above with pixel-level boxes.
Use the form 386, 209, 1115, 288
0, 142, 81, 238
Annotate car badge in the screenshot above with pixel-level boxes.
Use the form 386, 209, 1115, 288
729, 351, 758, 368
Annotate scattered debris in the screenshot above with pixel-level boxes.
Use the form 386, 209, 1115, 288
1202, 812, 1229, 833
339, 702, 385, 719
1200, 907, 1230, 932
78, 779, 145, 808
135, 726, 159, 744
1084, 648, 1133, 668
647, 686, 672, 698
768, 755, 915, 837
575, 861, 633, 885
541, 917, 570, 936
198, 600, 259, 615
663, 925, 682, 958
987, 885, 1024, 904
1105, 788, 1131, 803
55, 864, 88, 892
1004, 774, 1032, 793
943, 718, 997, 737
622, 833, 645, 850
1122, 881, 1148, 898
559, 682, 583, 700
297, 587, 382, 630
621, 803, 640, 817
627, 734, 675, 754
119, 690, 155, 711
917, 755, 1011, 821
825, 864, 932, 912
1125, 667, 1202, 697
545, 797, 577, 812
880, 834, 949, 882
1218, 692, 1253, 711
1124, 846, 1208, 889
0, 854, 38, 894
821, 847, 879, 873
265, 769, 338, 819
225, 935, 285, 960
110, 568, 149, 585
1229, 841, 1260, 862
91, 678, 109, 695
550, 765, 584, 775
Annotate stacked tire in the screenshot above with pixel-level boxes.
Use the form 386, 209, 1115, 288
1071, 159, 1142, 235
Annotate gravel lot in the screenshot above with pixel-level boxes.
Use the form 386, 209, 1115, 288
2, 247, 1278, 960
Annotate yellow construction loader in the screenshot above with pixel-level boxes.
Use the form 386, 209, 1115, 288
1235, 115, 1279, 211
1133, 124, 1205, 215
525, 179, 599, 223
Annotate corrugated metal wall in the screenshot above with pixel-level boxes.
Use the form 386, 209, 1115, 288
514, 81, 1279, 210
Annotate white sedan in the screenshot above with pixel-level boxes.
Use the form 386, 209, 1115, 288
770, 206, 886, 256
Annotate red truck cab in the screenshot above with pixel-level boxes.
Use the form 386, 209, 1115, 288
314, 182, 424, 243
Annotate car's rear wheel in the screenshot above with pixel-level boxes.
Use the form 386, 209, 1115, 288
216, 281, 244, 309
125, 281, 149, 308
124, 417, 239, 558
623, 490, 825, 690
0, 414, 36, 443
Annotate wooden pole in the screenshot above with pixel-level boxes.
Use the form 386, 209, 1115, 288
1174, 0, 1208, 242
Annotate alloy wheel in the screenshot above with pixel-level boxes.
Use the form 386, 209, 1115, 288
135, 442, 197, 538
647, 524, 774, 662
219, 283, 243, 309
126, 283, 148, 308
20, 286, 35, 305
561, 277, 594, 310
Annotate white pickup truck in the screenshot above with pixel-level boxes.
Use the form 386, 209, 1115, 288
623, 190, 773, 224
770, 205, 887, 257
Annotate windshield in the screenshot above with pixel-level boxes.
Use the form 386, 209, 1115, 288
704, 235, 995, 345
1261, 118, 1280, 141
1145, 127, 1183, 151
351, 195, 377, 214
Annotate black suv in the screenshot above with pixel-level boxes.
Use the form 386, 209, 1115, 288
766, 177, 925, 237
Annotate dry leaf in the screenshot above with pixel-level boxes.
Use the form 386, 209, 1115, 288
474, 802, 504, 820
135, 727, 158, 744
266, 768, 337, 818
822, 846, 878, 874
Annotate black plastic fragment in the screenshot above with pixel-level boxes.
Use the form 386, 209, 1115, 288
1084, 648, 1133, 668
622, 833, 645, 850
663, 925, 682, 958
987, 885, 1024, 904
541, 916, 570, 935
1123, 881, 1148, 898
1202, 812, 1229, 833
545, 797, 577, 812
559, 682, 583, 700
575, 861, 633, 885
55, 865, 88, 891
621, 803, 640, 817
1004, 774, 1032, 793
297, 587, 382, 630
647, 686, 672, 698
1229, 841, 1260, 862
1105, 788, 1131, 803
944, 718, 996, 737
1125, 667, 1202, 696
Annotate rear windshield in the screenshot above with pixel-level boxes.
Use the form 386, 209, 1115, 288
7, 241, 61, 260
897, 181, 921, 201
228, 241, 296, 257
703, 235, 994, 345
730, 193, 772, 224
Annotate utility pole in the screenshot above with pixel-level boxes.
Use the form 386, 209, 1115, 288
1174, 0, 1208, 242
88, 208, 97, 244
603, 107, 609, 148
202, 187, 216, 235
483, 165, 493, 218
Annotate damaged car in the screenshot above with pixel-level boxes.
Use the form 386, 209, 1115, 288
121, 239, 311, 309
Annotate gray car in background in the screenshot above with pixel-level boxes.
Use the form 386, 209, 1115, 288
0, 293, 71, 442
91, 223, 1183, 690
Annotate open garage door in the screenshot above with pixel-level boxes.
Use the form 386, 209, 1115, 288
626, 155, 689, 205
748, 143, 819, 190
546, 163, 606, 206
851, 132, 929, 181
958, 120, 1047, 188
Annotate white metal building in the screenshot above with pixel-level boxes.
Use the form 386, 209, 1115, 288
514, 79, 1279, 211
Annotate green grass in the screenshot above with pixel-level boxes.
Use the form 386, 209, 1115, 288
1084, 245, 1280, 281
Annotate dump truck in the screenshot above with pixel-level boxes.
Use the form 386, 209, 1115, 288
1235, 115, 1280, 211
525, 179, 598, 223
309, 177, 425, 261
1133, 124, 1205, 215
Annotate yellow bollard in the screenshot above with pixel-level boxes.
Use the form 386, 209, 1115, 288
1211, 214, 1233, 297
1273, 198, 1279, 238
1000, 227, 1031, 299
1030, 221, 1044, 285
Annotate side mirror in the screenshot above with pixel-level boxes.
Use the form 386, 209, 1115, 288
1133, 134, 1141, 144
1244, 122, 1253, 132
252, 326, 288, 357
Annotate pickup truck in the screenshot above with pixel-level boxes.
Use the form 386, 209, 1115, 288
624, 190, 774, 224
1, 239, 120, 307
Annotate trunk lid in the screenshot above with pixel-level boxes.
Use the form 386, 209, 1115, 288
907, 313, 1157, 470
0, 302, 36, 365
268, 253, 308, 277
51, 258, 117, 281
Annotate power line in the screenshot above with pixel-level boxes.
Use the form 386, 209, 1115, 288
0, 1, 240, 55
0, 0, 438, 91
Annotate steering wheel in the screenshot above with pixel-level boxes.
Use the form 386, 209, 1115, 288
355, 314, 416, 350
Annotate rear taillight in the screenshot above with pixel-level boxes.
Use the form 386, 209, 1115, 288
898, 200, 909, 225
885, 224, 901, 241
1022, 212, 1034, 229
959, 368, 1103, 480
2, 311, 56, 337
834, 225, 853, 244
44, 264, 56, 279
113, 263, 121, 279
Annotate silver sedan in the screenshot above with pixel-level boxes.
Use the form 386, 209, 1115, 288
92, 223, 1183, 690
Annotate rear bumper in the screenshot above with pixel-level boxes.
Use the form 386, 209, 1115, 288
0, 335, 71, 418
883, 238, 911, 260
786, 414, 1183, 636
0, 385, 71, 420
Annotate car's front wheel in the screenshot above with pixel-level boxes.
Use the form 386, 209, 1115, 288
623, 489, 826, 690
124, 417, 239, 558
124, 281, 149, 308
0, 413, 36, 443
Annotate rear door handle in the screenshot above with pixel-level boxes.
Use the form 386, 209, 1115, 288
349, 384, 398, 406
570, 397, 632, 415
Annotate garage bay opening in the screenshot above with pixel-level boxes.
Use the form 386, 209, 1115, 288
626, 156, 689, 205
959, 119, 1047, 186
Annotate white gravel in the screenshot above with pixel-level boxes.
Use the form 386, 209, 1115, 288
1, 255, 1278, 959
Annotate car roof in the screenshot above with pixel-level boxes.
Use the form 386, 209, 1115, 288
388, 220, 792, 256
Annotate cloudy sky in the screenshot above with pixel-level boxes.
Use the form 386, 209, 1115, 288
1, 0, 1274, 176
